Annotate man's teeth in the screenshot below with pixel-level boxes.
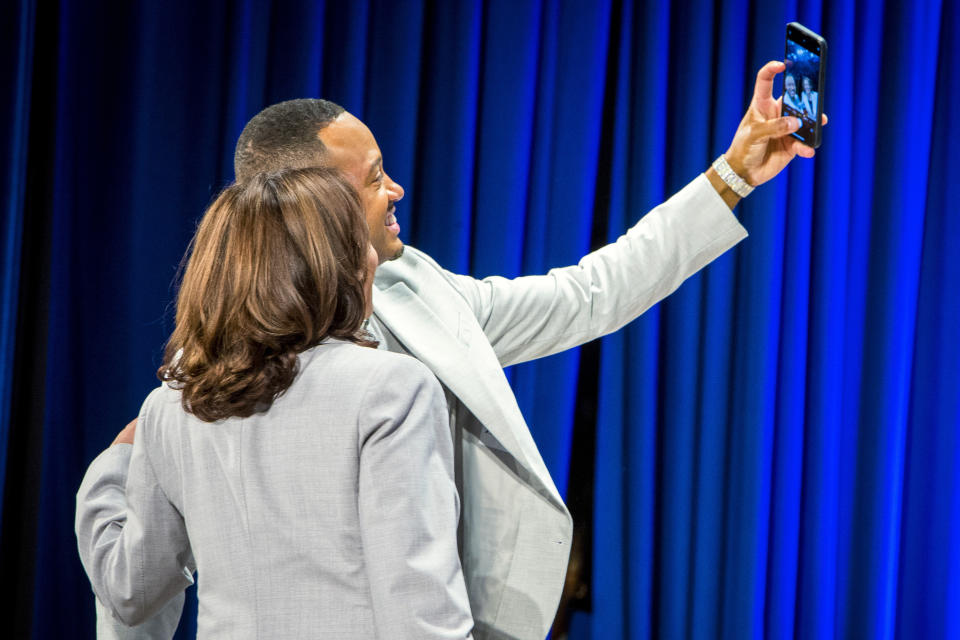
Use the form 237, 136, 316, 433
385, 213, 397, 225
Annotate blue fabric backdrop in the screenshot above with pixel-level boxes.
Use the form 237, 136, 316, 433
2, 0, 958, 638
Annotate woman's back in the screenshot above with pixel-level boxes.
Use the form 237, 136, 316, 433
89, 340, 471, 638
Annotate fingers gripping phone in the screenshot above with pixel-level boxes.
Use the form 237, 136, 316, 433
783, 22, 827, 148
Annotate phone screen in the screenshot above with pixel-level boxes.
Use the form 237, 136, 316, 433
784, 24, 825, 147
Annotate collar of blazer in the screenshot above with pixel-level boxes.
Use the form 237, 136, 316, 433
372, 256, 565, 513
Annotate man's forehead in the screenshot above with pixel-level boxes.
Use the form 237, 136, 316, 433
318, 112, 379, 164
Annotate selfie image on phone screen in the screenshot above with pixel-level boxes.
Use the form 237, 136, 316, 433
784, 42, 819, 126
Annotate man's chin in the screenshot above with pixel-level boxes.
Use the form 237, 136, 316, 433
375, 242, 404, 264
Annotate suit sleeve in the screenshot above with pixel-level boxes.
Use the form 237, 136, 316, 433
357, 358, 474, 640
445, 174, 748, 366
75, 422, 195, 627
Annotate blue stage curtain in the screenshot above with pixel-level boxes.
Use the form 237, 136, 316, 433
0, 0, 31, 532
1, 1, 957, 638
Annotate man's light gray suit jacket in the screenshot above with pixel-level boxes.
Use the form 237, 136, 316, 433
79, 174, 746, 639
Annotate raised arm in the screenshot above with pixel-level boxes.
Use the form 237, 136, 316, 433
357, 357, 474, 639
444, 173, 745, 366
446, 61, 828, 366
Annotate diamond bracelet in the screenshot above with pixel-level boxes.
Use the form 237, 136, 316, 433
711, 155, 754, 198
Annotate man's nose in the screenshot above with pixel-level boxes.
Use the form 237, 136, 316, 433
386, 173, 404, 202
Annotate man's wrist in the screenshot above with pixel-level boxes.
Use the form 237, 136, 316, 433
711, 155, 754, 198
705, 166, 742, 210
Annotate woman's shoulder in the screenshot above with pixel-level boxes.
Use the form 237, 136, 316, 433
294, 343, 442, 425
133, 383, 192, 454
141, 383, 183, 420
299, 341, 436, 387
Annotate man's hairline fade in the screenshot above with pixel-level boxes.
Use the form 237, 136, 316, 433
233, 98, 346, 183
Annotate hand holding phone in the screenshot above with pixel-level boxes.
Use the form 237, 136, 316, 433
719, 59, 827, 189
716, 29, 829, 192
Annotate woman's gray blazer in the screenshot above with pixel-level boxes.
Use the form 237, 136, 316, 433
76, 340, 474, 639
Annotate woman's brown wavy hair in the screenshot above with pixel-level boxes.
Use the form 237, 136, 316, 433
158, 167, 376, 422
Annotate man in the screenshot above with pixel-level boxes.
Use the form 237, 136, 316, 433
79, 61, 824, 639
783, 73, 803, 113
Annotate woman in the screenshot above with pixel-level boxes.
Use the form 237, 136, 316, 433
800, 75, 819, 121
75, 168, 474, 639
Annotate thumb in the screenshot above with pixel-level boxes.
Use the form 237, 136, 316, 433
750, 116, 801, 142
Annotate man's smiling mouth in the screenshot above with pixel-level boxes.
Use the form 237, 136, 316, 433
385, 208, 400, 234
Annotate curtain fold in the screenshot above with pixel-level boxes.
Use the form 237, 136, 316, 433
0, 0, 35, 533
1, 1, 957, 638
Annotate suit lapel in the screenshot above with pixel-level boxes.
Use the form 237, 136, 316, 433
372, 283, 564, 510
372, 284, 527, 458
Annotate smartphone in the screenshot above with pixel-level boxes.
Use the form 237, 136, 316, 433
783, 22, 827, 148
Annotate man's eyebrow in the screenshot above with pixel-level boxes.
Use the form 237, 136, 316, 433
366, 156, 383, 182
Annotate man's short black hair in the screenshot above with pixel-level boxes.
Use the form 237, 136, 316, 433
234, 99, 346, 182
